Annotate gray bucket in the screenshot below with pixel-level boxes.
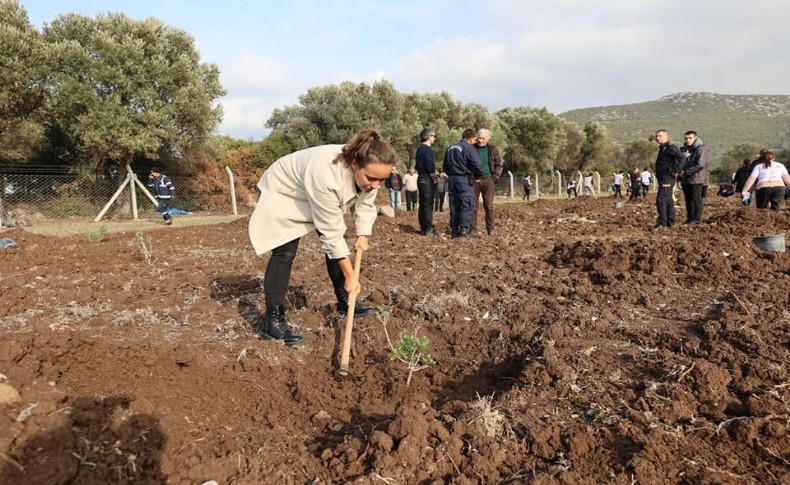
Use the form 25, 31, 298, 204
753, 233, 785, 252
0, 238, 18, 249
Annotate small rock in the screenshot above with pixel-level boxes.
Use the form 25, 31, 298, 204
327, 419, 343, 432
369, 430, 394, 452
378, 206, 395, 218
311, 410, 332, 426
0, 383, 21, 405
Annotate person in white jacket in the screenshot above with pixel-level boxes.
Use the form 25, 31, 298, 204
248, 129, 397, 345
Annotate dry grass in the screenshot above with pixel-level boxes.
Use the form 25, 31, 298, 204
470, 392, 511, 439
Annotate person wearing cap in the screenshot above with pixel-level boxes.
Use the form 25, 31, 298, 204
248, 129, 397, 346
148, 168, 176, 225
415, 127, 438, 236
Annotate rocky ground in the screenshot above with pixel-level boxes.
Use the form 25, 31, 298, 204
0, 191, 788, 484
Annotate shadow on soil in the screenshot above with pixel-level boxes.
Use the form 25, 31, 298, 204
0, 396, 166, 484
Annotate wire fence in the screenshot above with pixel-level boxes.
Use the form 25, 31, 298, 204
0, 165, 263, 227
0, 166, 663, 227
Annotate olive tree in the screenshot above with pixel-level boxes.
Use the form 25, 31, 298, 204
0, 1, 46, 162
42, 13, 225, 169
496, 107, 564, 175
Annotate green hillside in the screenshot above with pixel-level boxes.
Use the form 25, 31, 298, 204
559, 92, 790, 161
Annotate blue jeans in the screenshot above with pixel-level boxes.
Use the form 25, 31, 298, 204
389, 189, 401, 209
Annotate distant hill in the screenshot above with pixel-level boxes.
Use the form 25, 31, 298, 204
559, 92, 790, 161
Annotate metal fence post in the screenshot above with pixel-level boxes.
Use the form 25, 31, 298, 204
225, 166, 238, 215
534, 173, 539, 200
507, 171, 513, 199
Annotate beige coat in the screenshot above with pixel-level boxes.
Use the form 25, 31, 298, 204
248, 144, 378, 259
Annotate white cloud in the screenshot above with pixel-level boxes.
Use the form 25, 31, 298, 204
214, 0, 790, 137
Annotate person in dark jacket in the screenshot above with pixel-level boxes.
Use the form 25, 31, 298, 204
384, 166, 403, 210
148, 168, 176, 225
678, 131, 710, 225
434, 169, 448, 211
415, 128, 438, 236
651, 130, 684, 231
733, 158, 752, 193
443, 129, 482, 238
472, 129, 504, 235
628, 167, 641, 200
732, 158, 752, 205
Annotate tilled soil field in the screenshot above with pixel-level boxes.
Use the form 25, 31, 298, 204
0, 192, 788, 484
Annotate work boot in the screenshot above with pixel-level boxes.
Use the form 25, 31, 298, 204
256, 305, 303, 346
451, 226, 461, 238
336, 288, 375, 317
421, 227, 439, 237
457, 227, 476, 238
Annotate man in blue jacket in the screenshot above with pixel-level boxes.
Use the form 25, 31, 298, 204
443, 129, 482, 238
148, 168, 176, 225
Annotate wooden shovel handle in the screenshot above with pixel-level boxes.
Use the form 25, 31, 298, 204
338, 247, 364, 375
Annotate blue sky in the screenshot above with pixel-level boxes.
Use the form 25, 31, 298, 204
20, 0, 790, 140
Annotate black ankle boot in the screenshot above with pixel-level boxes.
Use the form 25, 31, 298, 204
257, 305, 303, 346
451, 226, 460, 238
335, 288, 374, 317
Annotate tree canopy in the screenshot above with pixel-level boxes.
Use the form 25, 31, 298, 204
0, 1, 46, 162
42, 12, 225, 168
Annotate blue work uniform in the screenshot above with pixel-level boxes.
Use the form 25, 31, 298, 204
442, 140, 482, 230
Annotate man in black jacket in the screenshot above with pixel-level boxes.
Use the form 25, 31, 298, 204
651, 130, 684, 232
148, 168, 176, 225
415, 128, 438, 236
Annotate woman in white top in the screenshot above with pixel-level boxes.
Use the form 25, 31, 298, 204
740, 150, 790, 211
248, 129, 397, 345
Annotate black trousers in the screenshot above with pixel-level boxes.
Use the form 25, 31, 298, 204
417, 176, 434, 231
655, 183, 675, 227
755, 186, 785, 211
405, 190, 418, 211
434, 191, 446, 211
682, 183, 704, 222
264, 236, 344, 309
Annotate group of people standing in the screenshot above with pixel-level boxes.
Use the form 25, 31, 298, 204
650, 129, 709, 231
649, 128, 790, 231
384, 127, 503, 238
612, 168, 651, 200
